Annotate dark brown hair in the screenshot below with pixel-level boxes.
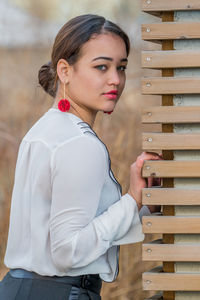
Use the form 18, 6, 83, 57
38, 14, 130, 98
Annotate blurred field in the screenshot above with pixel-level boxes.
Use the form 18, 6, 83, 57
0, 41, 161, 299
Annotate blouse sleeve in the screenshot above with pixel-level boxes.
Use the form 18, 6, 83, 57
49, 135, 144, 271
139, 205, 151, 221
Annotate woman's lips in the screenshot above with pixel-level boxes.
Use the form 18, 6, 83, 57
103, 93, 117, 100
103, 90, 118, 100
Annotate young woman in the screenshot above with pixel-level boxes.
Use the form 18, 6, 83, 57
0, 14, 161, 300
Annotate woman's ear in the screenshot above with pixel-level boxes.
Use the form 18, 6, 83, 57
56, 59, 70, 84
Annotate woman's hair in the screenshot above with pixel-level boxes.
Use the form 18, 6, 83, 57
38, 14, 130, 98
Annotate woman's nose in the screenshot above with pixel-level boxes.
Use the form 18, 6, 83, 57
107, 70, 120, 86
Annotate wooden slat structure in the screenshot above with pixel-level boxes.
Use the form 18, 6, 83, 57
142, 0, 200, 14
142, 188, 200, 205
143, 133, 200, 150
143, 216, 200, 233
141, 2, 200, 299
142, 50, 200, 69
142, 106, 200, 124
142, 161, 200, 178
142, 22, 200, 41
143, 242, 200, 261
142, 77, 200, 94
143, 268, 200, 291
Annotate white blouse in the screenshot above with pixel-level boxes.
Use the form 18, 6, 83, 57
4, 108, 150, 282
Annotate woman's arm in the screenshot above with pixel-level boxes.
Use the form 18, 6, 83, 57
49, 135, 144, 271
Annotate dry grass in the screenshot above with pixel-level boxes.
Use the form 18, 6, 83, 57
0, 45, 161, 299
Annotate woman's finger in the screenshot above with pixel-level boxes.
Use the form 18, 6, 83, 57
148, 177, 153, 187
152, 177, 162, 186
135, 158, 144, 176
140, 151, 163, 160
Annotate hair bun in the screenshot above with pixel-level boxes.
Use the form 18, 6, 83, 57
38, 61, 56, 98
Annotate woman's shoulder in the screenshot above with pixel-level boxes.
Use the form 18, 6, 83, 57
22, 109, 82, 150
21, 109, 104, 153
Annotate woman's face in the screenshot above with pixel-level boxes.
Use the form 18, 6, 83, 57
66, 32, 128, 113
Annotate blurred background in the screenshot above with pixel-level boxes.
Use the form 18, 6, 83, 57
0, 0, 162, 298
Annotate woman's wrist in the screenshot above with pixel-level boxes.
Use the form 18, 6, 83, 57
127, 189, 142, 211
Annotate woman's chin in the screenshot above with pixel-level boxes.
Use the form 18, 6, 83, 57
101, 105, 116, 113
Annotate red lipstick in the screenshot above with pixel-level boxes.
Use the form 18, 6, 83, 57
106, 90, 118, 95
103, 90, 118, 100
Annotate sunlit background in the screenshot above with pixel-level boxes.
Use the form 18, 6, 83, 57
0, 0, 161, 298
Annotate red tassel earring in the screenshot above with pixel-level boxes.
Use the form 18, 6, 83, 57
58, 81, 70, 112
103, 110, 113, 114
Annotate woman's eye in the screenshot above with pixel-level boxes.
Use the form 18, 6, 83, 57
94, 65, 127, 72
95, 65, 107, 71
118, 66, 127, 72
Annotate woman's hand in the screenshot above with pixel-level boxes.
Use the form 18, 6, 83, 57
127, 152, 163, 211
146, 177, 161, 213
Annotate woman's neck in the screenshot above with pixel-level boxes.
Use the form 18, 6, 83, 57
52, 99, 96, 128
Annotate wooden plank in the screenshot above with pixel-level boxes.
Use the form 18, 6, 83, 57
160, 15, 175, 292
143, 270, 200, 291
143, 242, 200, 261
142, 50, 200, 69
143, 133, 200, 150
142, 161, 200, 178
142, 188, 200, 205
160, 14, 174, 300
142, 77, 200, 95
142, 22, 200, 41
142, 0, 200, 13
143, 216, 200, 233
142, 106, 200, 124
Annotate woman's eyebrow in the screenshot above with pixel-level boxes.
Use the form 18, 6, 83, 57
91, 56, 128, 62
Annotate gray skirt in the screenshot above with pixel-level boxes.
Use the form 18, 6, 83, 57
0, 270, 102, 300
